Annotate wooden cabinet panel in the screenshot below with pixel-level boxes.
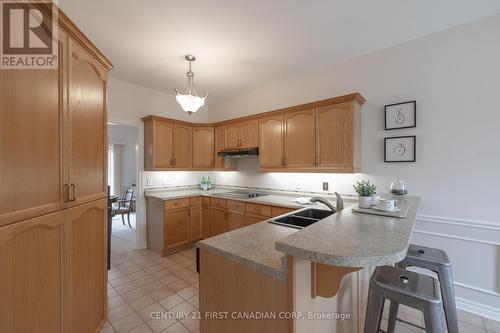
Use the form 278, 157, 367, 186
210, 207, 226, 236
246, 203, 272, 217
227, 211, 246, 231
68, 38, 107, 205
165, 198, 190, 210
68, 198, 106, 333
193, 127, 214, 168
0, 210, 66, 333
284, 109, 316, 168
173, 124, 192, 168
153, 120, 174, 168
239, 120, 258, 148
316, 102, 357, 170
201, 196, 211, 206
210, 197, 227, 209
191, 196, 202, 206
214, 127, 236, 170
0, 38, 66, 225
259, 115, 284, 168
227, 200, 245, 212
224, 124, 240, 148
190, 206, 202, 241
245, 213, 267, 226
164, 208, 190, 249
201, 206, 211, 238
271, 206, 296, 217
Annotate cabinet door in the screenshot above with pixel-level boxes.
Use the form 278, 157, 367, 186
193, 127, 214, 168
224, 124, 240, 148
214, 127, 235, 170
0, 210, 66, 333
284, 109, 316, 168
0, 30, 66, 226
239, 120, 258, 148
210, 207, 226, 236
67, 199, 106, 333
68, 38, 107, 205
164, 208, 190, 248
316, 102, 354, 169
245, 213, 267, 226
173, 124, 192, 168
153, 120, 174, 168
201, 206, 211, 238
190, 206, 202, 241
259, 115, 284, 168
227, 211, 246, 231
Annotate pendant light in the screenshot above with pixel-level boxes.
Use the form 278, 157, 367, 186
174, 55, 208, 115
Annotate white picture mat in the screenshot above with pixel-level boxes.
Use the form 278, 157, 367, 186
385, 136, 415, 161
385, 102, 416, 129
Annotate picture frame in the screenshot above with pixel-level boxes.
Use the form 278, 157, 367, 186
384, 100, 416, 130
384, 135, 416, 162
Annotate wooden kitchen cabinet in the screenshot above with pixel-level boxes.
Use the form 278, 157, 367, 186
193, 127, 214, 168
259, 115, 284, 168
245, 213, 268, 226
0, 210, 66, 333
190, 197, 202, 241
173, 123, 193, 168
224, 124, 240, 148
214, 126, 236, 170
144, 120, 174, 169
227, 211, 246, 231
239, 120, 259, 148
210, 207, 227, 236
67, 199, 107, 333
316, 101, 361, 172
165, 208, 190, 249
201, 204, 211, 239
284, 109, 316, 168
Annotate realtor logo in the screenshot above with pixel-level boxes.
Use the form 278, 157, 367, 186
1, 0, 58, 69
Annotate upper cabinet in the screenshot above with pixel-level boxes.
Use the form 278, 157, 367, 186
142, 93, 364, 173
193, 127, 214, 168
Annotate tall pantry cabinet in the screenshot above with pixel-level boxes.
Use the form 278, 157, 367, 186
0, 5, 112, 333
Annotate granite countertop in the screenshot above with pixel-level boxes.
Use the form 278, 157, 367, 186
197, 195, 420, 279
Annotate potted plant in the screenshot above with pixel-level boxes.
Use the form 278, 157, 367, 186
353, 180, 377, 208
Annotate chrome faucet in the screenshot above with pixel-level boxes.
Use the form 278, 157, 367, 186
310, 192, 343, 211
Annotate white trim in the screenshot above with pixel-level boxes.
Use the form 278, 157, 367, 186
412, 229, 500, 246
456, 297, 500, 322
417, 214, 500, 231
454, 281, 500, 297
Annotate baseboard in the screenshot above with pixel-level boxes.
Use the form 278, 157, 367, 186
456, 296, 500, 322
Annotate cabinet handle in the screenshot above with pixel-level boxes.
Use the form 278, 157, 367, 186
283, 157, 287, 166
67, 184, 76, 201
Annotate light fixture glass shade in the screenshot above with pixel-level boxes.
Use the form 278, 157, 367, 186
175, 94, 206, 113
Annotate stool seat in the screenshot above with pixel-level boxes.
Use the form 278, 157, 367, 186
371, 265, 442, 307
405, 244, 451, 268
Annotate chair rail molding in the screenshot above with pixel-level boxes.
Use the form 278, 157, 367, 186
411, 214, 500, 321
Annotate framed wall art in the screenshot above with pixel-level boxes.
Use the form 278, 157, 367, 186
384, 135, 416, 162
385, 100, 416, 130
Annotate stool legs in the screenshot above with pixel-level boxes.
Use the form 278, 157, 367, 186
439, 265, 459, 333
423, 306, 445, 333
387, 301, 399, 333
363, 286, 385, 333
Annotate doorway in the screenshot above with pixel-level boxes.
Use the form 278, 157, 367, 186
108, 123, 139, 255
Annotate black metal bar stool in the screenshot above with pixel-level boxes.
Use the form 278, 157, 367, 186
391, 244, 458, 333
364, 265, 445, 333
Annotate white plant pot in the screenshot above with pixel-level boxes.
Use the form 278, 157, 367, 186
358, 196, 372, 208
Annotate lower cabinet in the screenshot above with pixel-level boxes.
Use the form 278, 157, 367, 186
245, 213, 269, 226
165, 208, 190, 249
67, 198, 107, 333
201, 206, 211, 238
0, 210, 66, 333
210, 207, 227, 236
227, 211, 246, 231
190, 205, 202, 242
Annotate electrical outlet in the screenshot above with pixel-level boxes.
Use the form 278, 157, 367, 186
146, 178, 152, 186
322, 182, 329, 191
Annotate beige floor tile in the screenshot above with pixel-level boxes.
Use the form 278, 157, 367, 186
159, 294, 185, 310
129, 294, 157, 311
108, 304, 135, 324
135, 275, 157, 287
458, 310, 486, 328
142, 280, 166, 294
137, 302, 167, 322
182, 274, 198, 285
167, 279, 190, 292
186, 295, 199, 309
100, 321, 116, 333
176, 286, 198, 300
175, 269, 194, 278
150, 286, 176, 301
128, 270, 150, 281
108, 295, 127, 311
167, 264, 186, 273
111, 313, 144, 333
484, 318, 500, 333
110, 276, 132, 288
146, 316, 178, 333
159, 322, 190, 333
169, 301, 196, 316
108, 287, 120, 299
159, 275, 181, 286
128, 323, 155, 333
179, 316, 199, 332
115, 281, 140, 294
122, 287, 147, 302
460, 321, 488, 333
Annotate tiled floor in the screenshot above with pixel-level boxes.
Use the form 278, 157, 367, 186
102, 246, 500, 333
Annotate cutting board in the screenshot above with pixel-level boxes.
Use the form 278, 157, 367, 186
352, 206, 409, 218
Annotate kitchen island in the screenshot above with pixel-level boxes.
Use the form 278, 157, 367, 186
197, 196, 420, 333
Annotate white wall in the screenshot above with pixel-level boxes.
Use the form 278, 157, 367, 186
108, 123, 139, 195
209, 14, 500, 319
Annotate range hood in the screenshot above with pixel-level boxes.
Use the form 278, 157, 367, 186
217, 147, 259, 158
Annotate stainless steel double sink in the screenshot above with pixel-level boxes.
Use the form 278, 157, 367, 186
268, 208, 335, 229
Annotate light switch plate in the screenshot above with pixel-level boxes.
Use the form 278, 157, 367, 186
146, 178, 152, 186
322, 182, 329, 191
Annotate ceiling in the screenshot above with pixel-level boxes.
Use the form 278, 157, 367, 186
59, 0, 500, 104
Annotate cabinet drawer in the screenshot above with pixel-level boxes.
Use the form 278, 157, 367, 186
227, 200, 245, 212
245, 213, 268, 226
245, 203, 272, 217
201, 197, 210, 206
190, 196, 202, 206
210, 197, 227, 209
165, 198, 190, 210
271, 206, 296, 217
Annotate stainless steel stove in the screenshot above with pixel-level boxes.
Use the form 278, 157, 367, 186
216, 191, 268, 199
